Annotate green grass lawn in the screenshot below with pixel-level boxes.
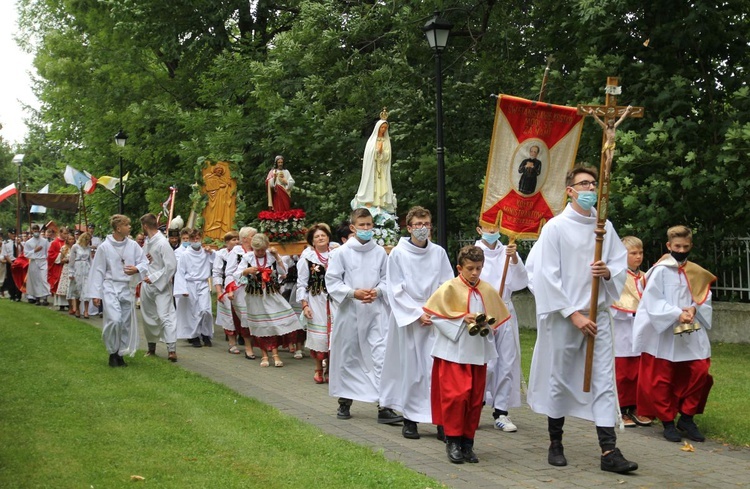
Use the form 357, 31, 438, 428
518, 328, 750, 447
0, 300, 441, 489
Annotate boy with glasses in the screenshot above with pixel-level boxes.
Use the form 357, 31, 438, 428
526, 165, 638, 473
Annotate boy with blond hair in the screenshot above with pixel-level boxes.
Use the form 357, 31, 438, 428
633, 225, 716, 443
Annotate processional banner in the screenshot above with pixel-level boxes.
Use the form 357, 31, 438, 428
480, 95, 584, 238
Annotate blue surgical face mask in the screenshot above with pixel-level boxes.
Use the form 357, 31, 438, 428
181, 242, 190, 248
33, 232, 40, 238
575, 190, 597, 211
482, 232, 500, 245
190, 242, 202, 250
355, 229, 374, 242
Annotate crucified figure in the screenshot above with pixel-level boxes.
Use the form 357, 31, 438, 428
587, 105, 633, 180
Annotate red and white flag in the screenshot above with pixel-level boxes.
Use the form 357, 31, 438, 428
0, 183, 17, 204
480, 95, 584, 238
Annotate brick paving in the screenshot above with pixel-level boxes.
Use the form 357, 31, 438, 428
92, 313, 750, 488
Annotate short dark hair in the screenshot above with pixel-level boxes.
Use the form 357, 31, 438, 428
350, 207, 372, 223
565, 165, 599, 187
140, 213, 158, 230
180, 227, 192, 238
306, 223, 332, 246
223, 231, 239, 242
457, 245, 484, 266
335, 221, 351, 244
189, 228, 203, 240
667, 225, 692, 242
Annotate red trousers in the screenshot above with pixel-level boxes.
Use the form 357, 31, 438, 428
637, 353, 713, 422
431, 358, 486, 439
615, 356, 641, 407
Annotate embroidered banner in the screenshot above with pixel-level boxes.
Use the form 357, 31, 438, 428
480, 95, 584, 238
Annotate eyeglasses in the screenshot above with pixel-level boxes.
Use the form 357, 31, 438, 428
570, 180, 598, 189
409, 222, 432, 229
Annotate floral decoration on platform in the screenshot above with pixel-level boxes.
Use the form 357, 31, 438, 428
258, 208, 306, 243
364, 207, 400, 247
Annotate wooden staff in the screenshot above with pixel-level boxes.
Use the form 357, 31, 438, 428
166, 186, 177, 230
577, 77, 643, 392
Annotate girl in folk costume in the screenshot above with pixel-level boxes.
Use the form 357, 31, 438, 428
213, 231, 253, 356
222, 227, 259, 359
68, 232, 93, 318
611, 236, 653, 428
235, 233, 302, 368
55, 233, 76, 314
297, 223, 336, 383
174, 228, 215, 347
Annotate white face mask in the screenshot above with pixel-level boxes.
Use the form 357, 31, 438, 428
411, 227, 430, 242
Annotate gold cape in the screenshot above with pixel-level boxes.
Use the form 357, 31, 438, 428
652, 254, 716, 305
612, 269, 644, 313
423, 276, 510, 326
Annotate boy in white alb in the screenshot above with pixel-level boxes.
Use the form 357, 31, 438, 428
379, 206, 453, 440
174, 228, 215, 347
633, 225, 715, 443
87, 215, 148, 367
475, 223, 528, 433
139, 213, 178, 362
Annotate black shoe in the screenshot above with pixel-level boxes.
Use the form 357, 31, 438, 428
108, 353, 118, 367
201, 335, 212, 347
601, 448, 638, 473
402, 420, 420, 439
436, 425, 446, 443
677, 415, 705, 442
548, 440, 567, 466
461, 439, 479, 463
189, 337, 203, 348
116, 355, 127, 367
337, 403, 352, 420
377, 408, 404, 425
446, 439, 464, 464
145, 343, 157, 357
28, 298, 36, 304
663, 421, 682, 442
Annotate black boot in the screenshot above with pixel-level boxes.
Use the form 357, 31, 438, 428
402, 419, 420, 439
445, 436, 464, 464
677, 414, 705, 442
548, 440, 567, 466
116, 354, 127, 367
461, 438, 479, 463
601, 448, 638, 473
663, 420, 682, 442
436, 425, 446, 443
108, 353, 118, 367
337, 398, 352, 420
201, 334, 212, 347
189, 337, 202, 348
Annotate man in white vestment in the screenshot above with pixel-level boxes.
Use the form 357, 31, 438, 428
139, 213, 178, 362
476, 224, 528, 433
87, 215, 148, 367
24, 224, 51, 305
526, 166, 637, 473
379, 206, 453, 439
326, 208, 401, 424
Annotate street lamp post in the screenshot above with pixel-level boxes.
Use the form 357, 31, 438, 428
114, 130, 128, 214
12, 154, 24, 237
423, 13, 452, 250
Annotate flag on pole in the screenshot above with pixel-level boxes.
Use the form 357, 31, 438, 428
97, 172, 129, 192
0, 183, 17, 204
63, 165, 97, 194
29, 184, 50, 213
480, 95, 585, 238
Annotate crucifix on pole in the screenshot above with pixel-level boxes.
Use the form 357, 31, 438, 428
577, 77, 644, 392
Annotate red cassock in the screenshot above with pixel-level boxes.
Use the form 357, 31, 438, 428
637, 353, 712, 422
431, 358, 487, 439
11, 254, 28, 293
47, 237, 64, 294
615, 356, 641, 407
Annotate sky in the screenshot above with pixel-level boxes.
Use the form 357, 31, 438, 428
0, 0, 38, 146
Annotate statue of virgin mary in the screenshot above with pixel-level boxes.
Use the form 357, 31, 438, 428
351, 108, 396, 213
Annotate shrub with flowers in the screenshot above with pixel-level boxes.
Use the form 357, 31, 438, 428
368, 207, 400, 246
258, 209, 306, 243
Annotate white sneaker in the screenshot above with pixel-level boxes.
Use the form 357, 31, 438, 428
294, 350, 303, 359
494, 415, 518, 432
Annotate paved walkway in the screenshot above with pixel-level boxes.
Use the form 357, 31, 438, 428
90, 313, 750, 488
